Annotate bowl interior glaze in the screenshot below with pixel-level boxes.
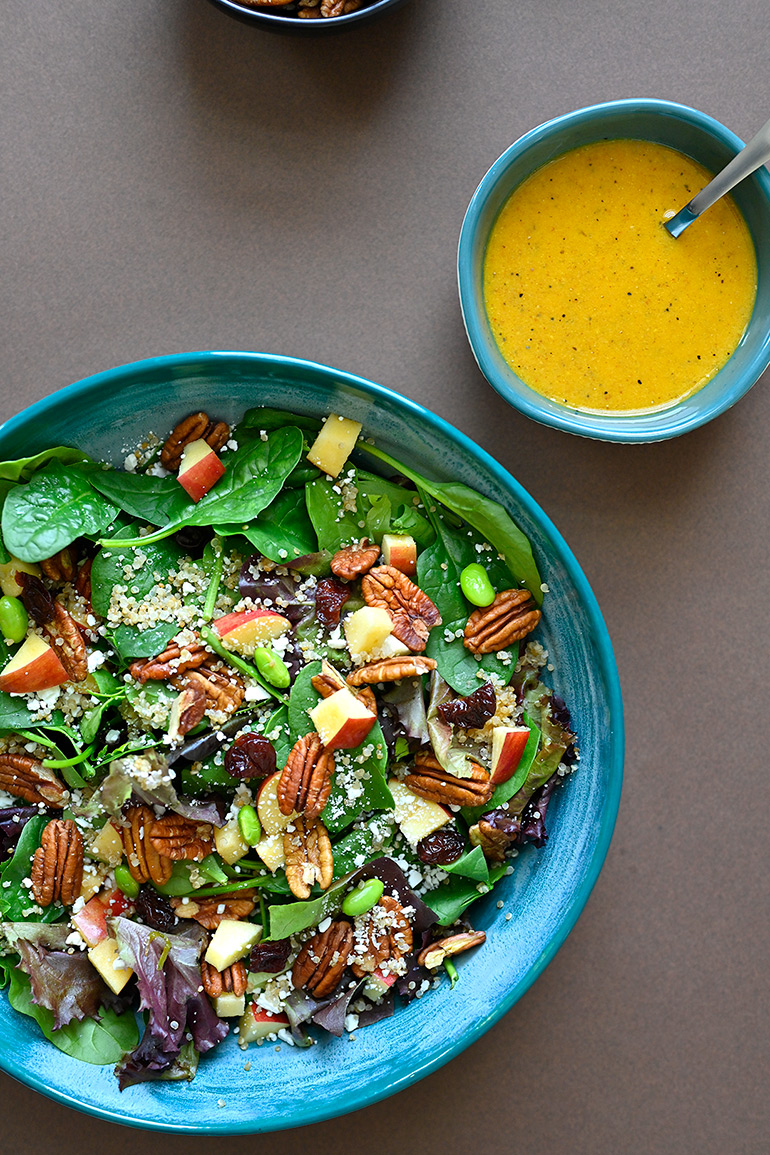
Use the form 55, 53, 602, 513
0, 352, 623, 1133
458, 99, 770, 442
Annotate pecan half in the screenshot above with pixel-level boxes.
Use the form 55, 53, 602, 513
171, 890, 256, 929
0, 754, 68, 807
469, 809, 521, 862
362, 565, 441, 652
346, 655, 437, 686
291, 919, 353, 997
200, 959, 248, 998
405, 752, 493, 807
122, 804, 173, 886
321, 0, 361, 15
278, 733, 335, 821
167, 683, 207, 742
40, 546, 78, 584
417, 930, 486, 970
351, 894, 412, 977
129, 636, 212, 683
150, 814, 214, 861
330, 538, 380, 580
30, 819, 84, 907
464, 589, 541, 654
173, 664, 244, 716
284, 816, 333, 899
160, 411, 230, 471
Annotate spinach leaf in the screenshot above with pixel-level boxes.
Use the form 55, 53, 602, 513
7, 969, 139, 1064
216, 486, 317, 564
358, 444, 542, 602
240, 407, 322, 435
2, 462, 119, 564
428, 863, 508, 926
322, 722, 393, 835
0, 691, 37, 734
355, 470, 434, 546
91, 529, 186, 660
264, 704, 292, 767
305, 478, 361, 552
442, 845, 489, 883
102, 427, 304, 548
89, 471, 191, 528
287, 662, 322, 742
425, 622, 516, 696
0, 817, 63, 922
0, 446, 91, 483
265, 878, 349, 941
331, 822, 390, 879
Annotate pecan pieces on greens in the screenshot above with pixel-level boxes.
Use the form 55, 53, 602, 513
0, 405, 576, 1087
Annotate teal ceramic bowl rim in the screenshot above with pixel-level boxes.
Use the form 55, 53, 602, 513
0, 352, 624, 1132
457, 98, 770, 442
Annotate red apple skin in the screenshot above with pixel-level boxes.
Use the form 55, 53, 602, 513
72, 889, 133, 947
381, 534, 417, 577
177, 442, 225, 502
324, 714, 376, 751
489, 727, 531, 786
0, 640, 69, 693
251, 1007, 290, 1027
213, 608, 290, 639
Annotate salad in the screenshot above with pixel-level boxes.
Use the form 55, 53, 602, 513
0, 405, 577, 1088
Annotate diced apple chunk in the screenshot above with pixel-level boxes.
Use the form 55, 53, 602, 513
205, 919, 262, 971
214, 819, 249, 865
0, 634, 69, 693
381, 534, 417, 577
88, 937, 133, 994
256, 772, 296, 837
362, 967, 397, 1002
238, 1004, 290, 1043
489, 726, 531, 786
177, 439, 225, 502
343, 606, 393, 662
0, 557, 41, 598
388, 778, 452, 844
213, 993, 246, 1018
255, 831, 286, 872
309, 687, 377, 750
213, 608, 291, 657
307, 414, 362, 478
88, 821, 124, 866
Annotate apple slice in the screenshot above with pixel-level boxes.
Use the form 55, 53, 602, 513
212, 608, 291, 657
214, 818, 249, 865
362, 967, 397, 1002
72, 894, 111, 947
238, 1004, 290, 1043
489, 726, 531, 786
381, 534, 417, 577
88, 937, 134, 995
177, 438, 225, 502
0, 557, 42, 598
388, 778, 451, 845
0, 634, 69, 693
256, 771, 296, 837
343, 606, 393, 662
309, 687, 377, 751
255, 831, 286, 872
87, 821, 123, 866
307, 414, 362, 478
205, 918, 262, 971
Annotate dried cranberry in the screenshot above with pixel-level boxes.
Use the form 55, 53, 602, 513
224, 732, 276, 780
437, 682, 496, 729
416, 825, 465, 865
134, 888, 178, 932
19, 572, 56, 625
249, 938, 292, 974
315, 577, 350, 629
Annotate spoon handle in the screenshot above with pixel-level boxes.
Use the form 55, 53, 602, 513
665, 114, 770, 237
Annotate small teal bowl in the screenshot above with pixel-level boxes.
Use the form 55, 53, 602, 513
0, 352, 623, 1132
458, 98, 770, 442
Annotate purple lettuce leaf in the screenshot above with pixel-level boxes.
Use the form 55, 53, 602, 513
15, 941, 123, 1030
518, 774, 559, 848
0, 807, 44, 860
115, 1027, 199, 1090
356, 989, 395, 1027
91, 757, 223, 827
284, 976, 363, 1039
350, 857, 437, 937
396, 928, 434, 1004
383, 679, 429, 745
239, 558, 310, 626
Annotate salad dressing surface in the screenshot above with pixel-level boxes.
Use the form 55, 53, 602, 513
483, 139, 757, 413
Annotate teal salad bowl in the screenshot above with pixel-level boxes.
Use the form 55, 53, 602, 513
458, 99, 770, 442
0, 352, 623, 1132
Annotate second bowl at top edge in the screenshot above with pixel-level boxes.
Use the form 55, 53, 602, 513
206, 0, 410, 33
457, 98, 770, 443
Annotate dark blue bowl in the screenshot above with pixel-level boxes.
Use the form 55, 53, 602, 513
459, 99, 770, 442
0, 352, 623, 1132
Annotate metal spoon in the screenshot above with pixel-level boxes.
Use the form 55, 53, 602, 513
663, 113, 770, 238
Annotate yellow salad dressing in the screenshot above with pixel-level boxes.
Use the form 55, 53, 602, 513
483, 139, 757, 413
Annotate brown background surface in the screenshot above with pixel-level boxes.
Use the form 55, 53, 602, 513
2, 1, 769, 1152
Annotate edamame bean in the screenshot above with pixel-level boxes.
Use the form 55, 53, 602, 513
342, 878, 384, 917
237, 804, 262, 847
114, 862, 140, 899
0, 595, 28, 643
253, 647, 291, 689
460, 563, 495, 607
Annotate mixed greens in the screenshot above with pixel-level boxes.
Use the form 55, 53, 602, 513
0, 404, 577, 1088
